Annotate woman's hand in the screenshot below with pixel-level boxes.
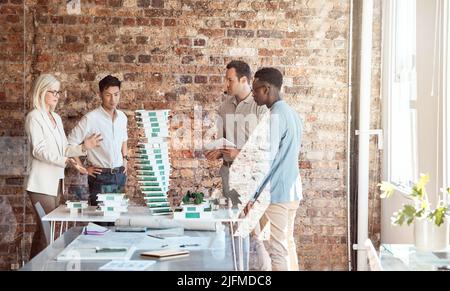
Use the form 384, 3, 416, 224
67, 158, 88, 175
83, 133, 103, 150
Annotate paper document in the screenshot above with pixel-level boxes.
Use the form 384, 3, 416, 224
84, 222, 110, 235
204, 138, 236, 150
99, 260, 155, 271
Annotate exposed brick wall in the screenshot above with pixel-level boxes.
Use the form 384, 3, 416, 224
0, 0, 383, 270
368, 0, 382, 248
0, 0, 32, 270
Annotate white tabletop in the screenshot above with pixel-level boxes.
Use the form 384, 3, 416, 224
42, 205, 150, 222
43, 205, 244, 223
20, 227, 241, 271
381, 244, 450, 271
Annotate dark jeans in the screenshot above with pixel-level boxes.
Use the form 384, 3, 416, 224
87, 167, 126, 206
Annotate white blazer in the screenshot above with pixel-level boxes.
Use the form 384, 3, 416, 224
25, 109, 86, 196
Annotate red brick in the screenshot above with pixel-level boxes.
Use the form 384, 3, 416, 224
137, 0, 151, 7
178, 38, 191, 46
123, 18, 136, 26
63, 15, 77, 25
193, 39, 206, 46
58, 43, 84, 53
136, 36, 148, 44
5, 15, 20, 23
5, 177, 23, 186
107, 0, 123, 7
164, 18, 176, 26
80, 72, 96, 82
152, 0, 164, 8
136, 18, 149, 26
233, 20, 246, 28
138, 55, 151, 63
209, 76, 222, 84
108, 54, 121, 62
257, 30, 285, 38
150, 18, 162, 26
194, 75, 207, 84
179, 75, 192, 84
181, 55, 194, 64
198, 28, 225, 38
123, 55, 136, 63
227, 29, 254, 38
64, 35, 78, 43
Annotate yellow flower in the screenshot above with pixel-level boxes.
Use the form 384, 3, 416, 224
378, 182, 395, 199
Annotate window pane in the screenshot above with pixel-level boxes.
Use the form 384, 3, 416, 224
390, 0, 418, 186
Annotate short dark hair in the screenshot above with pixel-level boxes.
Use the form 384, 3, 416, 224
99, 75, 121, 93
226, 61, 252, 84
254, 67, 283, 90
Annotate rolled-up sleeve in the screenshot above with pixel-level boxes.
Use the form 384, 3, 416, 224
68, 116, 89, 146
123, 114, 128, 143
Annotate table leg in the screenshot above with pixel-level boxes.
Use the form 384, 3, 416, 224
50, 221, 55, 244
229, 221, 238, 271
238, 233, 244, 271
59, 221, 64, 238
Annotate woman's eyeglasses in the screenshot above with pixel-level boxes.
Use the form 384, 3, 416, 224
48, 90, 62, 97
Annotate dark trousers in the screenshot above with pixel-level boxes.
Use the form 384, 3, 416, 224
87, 167, 126, 206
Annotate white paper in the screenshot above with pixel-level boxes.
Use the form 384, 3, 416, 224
99, 260, 155, 271
85, 222, 109, 234
204, 138, 236, 150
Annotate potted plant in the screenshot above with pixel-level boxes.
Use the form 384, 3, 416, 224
379, 174, 450, 251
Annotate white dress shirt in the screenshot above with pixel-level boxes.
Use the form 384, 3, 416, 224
68, 106, 128, 168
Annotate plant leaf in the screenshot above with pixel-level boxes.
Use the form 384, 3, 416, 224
392, 204, 417, 226
428, 206, 448, 226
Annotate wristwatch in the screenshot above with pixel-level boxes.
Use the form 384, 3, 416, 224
81, 144, 87, 154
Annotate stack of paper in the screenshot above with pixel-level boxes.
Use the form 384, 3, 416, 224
135, 110, 172, 216
99, 260, 155, 271
66, 200, 88, 215
84, 222, 110, 235
97, 193, 129, 217
173, 201, 213, 219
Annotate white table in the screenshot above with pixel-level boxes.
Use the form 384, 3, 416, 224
21, 227, 237, 271
42, 205, 248, 270
381, 244, 450, 270
42, 206, 151, 243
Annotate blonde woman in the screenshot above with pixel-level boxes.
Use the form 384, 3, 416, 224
25, 74, 102, 258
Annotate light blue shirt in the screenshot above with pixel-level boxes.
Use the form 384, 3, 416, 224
253, 100, 303, 203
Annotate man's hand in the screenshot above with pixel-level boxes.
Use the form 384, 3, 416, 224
86, 166, 103, 177
205, 150, 222, 160
83, 133, 103, 150
222, 148, 240, 160
123, 158, 128, 175
243, 200, 255, 217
